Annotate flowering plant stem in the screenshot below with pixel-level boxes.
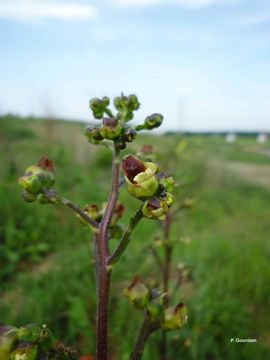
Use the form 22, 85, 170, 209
130, 318, 159, 360
16, 94, 184, 360
95, 144, 120, 360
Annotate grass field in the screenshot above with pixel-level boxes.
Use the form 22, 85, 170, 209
1, 115, 270, 359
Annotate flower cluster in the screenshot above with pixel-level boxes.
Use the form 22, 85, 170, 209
84, 94, 163, 149
17, 156, 60, 204
123, 276, 188, 331
122, 154, 176, 220
0, 323, 74, 360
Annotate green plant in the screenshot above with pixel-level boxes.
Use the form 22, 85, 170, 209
12, 94, 188, 360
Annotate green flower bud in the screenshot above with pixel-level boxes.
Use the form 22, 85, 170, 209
10, 342, 37, 360
142, 197, 168, 221
123, 276, 150, 309
128, 94, 140, 111
0, 324, 18, 360
89, 97, 110, 119
21, 191, 37, 203
100, 118, 122, 140
146, 290, 164, 321
161, 192, 174, 208
37, 190, 62, 205
18, 173, 43, 195
18, 157, 55, 195
17, 324, 40, 343
85, 204, 102, 221
114, 94, 140, 122
123, 128, 137, 143
84, 125, 104, 144
159, 176, 176, 193
77, 204, 102, 227
113, 96, 125, 111
144, 113, 163, 130
122, 155, 158, 200
161, 303, 188, 330
102, 96, 110, 107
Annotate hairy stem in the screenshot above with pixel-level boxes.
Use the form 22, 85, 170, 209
107, 207, 143, 266
64, 199, 99, 229
96, 145, 120, 360
130, 319, 158, 360
42, 188, 99, 229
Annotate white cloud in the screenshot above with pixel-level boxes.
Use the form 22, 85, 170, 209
0, 1, 97, 22
112, 0, 240, 9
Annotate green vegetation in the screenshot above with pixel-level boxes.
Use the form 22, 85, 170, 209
1, 115, 270, 359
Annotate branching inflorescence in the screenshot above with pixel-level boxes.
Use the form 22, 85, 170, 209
14, 94, 188, 360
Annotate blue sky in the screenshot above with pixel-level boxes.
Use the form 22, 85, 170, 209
0, 0, 270, 131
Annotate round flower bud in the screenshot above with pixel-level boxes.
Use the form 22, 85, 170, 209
17, 324, 41, 343
77, 204, 102, 227
18, 157, 55, 195
122, 155, 158, 200
84, 126, 103, 143
100, 118, 122, 140
123, 128, 137, 143
160, 192, 174, 208
146, 289, 164, 321
161, 303, 188, 330
159, 176, 176, 193
89, 97, 108, 119
102, 96, 110, 107
142, 197, 168, 221
123, 276, 150, 309
114, 94, 140, 122
37, 191, 61, 205
114, 95, 127, 111
144, 113, 163, 130
128, 94, 140, 111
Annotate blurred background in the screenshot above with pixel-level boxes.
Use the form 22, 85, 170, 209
0, 1, 270, 359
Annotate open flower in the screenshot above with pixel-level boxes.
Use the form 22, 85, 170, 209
122, 155, 158, 199
142, 197, 168, 220
123, 276, 150, 309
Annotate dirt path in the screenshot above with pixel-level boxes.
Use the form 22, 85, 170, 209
209, 160, 270, 189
